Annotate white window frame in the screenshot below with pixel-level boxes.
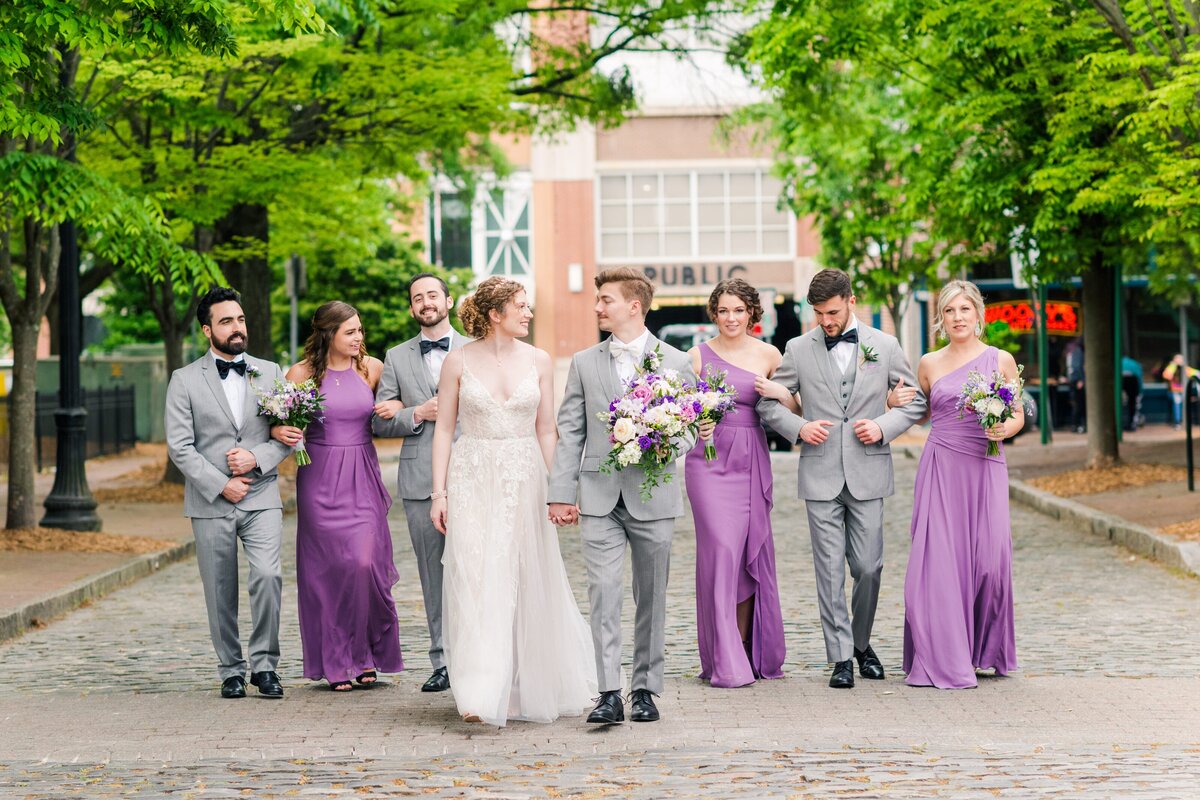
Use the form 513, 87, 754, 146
594, 161, 795, 265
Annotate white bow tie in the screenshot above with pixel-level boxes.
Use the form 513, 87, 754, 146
610, 341, 642, 359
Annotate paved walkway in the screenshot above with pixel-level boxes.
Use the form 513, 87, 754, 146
2, 454, 1200, 797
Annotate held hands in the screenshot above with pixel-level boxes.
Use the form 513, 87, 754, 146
226, 448, 258, 476
413, 397, 438, 424
548, 502, 580, 527
886, 377, 916, 409
373, 399, 403, 420
800, 420, 834, 445
221, 476, 253, 503
853, 419, 884, 444
698, 419, 716, 443
271, 425, 304, 447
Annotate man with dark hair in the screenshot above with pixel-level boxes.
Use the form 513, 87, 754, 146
166, 287, 292, 699
758, 268, 926, 689
372, 273, 469, 693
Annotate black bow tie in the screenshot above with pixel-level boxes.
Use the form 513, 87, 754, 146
824, 328, 859, 350
420, 337, 450, 355
216, 359, 247, 379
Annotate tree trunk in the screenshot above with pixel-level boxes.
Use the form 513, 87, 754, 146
6, 319, 42, 529
214, 203, 273, 359
1081, 250, 1120, 468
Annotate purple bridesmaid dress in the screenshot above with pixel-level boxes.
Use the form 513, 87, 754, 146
903, 346, 1018, 689
684, 343, 786, 687
296, 367, 404, 683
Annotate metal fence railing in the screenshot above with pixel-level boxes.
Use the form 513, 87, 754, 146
1, 387, 137, 470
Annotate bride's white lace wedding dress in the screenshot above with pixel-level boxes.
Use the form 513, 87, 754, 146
442, 361, 597, 726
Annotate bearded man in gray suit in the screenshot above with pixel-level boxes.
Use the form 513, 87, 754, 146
758, 269, 926, 689
165, 287, 292, 699
548, 267, 698, 725
372, 273, 469, 694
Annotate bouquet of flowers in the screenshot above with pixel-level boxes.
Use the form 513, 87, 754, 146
689, 366, 739, 463
256, 379, 325, 466
955, 367, 1032, 457
598, 346, 699, 501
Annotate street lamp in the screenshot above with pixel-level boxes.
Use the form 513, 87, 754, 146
40, 219, 100, 531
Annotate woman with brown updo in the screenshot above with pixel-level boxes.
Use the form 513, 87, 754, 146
430, 276, 596, 726
685, 278, 795, 687
273, 301, 404, 692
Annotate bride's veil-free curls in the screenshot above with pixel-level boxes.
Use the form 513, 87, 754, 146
457, 277, 525, 339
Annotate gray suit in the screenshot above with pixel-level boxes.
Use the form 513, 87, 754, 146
372, 329, 469, 669
165, 354, 291, 680
548, 334, 696, 694
757, 324, 925, 663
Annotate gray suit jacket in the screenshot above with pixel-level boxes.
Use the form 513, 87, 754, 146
757, 324, 926, 502
548, 334, 697, 521
165, 354, 291, 519
371, 329, 469, 501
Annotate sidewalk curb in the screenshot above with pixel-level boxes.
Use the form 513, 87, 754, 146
894, 444, 1200, 579
0, 539, 196, 643
1007, 479, 1200, 579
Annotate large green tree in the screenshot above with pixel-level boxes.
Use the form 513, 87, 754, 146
0, 1, 330, 527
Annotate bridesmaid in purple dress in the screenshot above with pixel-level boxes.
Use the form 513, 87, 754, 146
684, 279, 793, 688
277, 301, 404, 692
903, 280, 1022, 689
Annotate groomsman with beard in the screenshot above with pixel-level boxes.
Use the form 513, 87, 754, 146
373, 273, 470, 694
165, 287, 292, 699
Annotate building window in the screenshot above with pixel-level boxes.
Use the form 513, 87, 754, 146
480, 187, 531, 277
429, 192, 472, 269
597, 168, 792, 262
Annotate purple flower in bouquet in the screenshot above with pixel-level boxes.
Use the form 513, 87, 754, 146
597, 346, 695, 502
681, 364, 739, 463
256, 378, 325, 466
955, 366, 1032, 457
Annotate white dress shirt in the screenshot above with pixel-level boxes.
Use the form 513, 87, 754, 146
610, 329, 651, 384
830, 317, 860, 375
421, 333, 451, 388
212, 351, 247, 428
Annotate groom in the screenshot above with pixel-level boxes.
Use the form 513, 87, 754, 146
758, 268, 926, 689
549, 266, 696, 724
165, 287, 292, 699
372, 273, 469, 694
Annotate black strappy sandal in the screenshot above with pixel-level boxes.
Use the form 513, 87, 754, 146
354, 670, 378, 687
329, 680, 354, 692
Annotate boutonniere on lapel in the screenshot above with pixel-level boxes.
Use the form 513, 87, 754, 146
859, 343, 880, 368
244, 364, 262, 381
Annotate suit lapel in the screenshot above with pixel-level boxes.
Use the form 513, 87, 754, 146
240, 357, 264, 431
845, 325, 876, 410
809, 329, 839, 399
407, 339, 435, 397
596, 338, 620, 401
201, 356, 238, 429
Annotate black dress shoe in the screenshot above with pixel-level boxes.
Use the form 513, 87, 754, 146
829, 660, 855, 688
421, 667, 450, 693
854, 645, 885, 680
629, 689, 660, 722
586, 690, 624, 724
221, 675, 246, 699
249, 670, 284, 698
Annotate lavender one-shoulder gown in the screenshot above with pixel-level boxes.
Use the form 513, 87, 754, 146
684, 343, 785, 687
296, 367, 404, 683
903, 347, 1018, 689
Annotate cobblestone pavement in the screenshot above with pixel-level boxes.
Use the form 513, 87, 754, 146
2, 453, 1200, 797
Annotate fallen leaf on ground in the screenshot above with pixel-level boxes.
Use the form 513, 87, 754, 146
1160, 518, 1200, 541
1028, 463, 1186, 497
0, 527, 175, 554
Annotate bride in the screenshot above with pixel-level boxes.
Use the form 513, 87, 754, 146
430, 276, 597, 726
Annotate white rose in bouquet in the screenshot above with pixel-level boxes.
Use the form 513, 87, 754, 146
613, 417, 637, 443
986, 397, 1007, 416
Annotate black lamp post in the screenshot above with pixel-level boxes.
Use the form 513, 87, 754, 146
40, 218, 101, 531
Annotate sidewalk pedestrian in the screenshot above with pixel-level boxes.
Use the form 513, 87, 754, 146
1163, 354, 1199, 430
1064, 338, 1085, 434
164, 287, 291, 699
